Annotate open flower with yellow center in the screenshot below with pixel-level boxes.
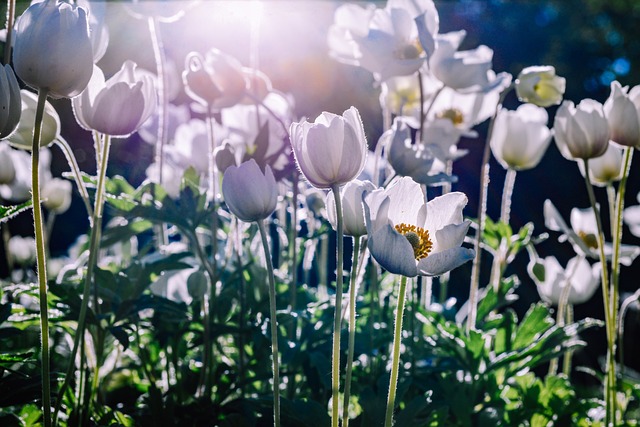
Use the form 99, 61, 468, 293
363, 176, 474, 277
544, 199, 640, 266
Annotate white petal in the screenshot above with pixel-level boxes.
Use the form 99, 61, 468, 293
417, 247, 474, 276
368, 224, 418, 277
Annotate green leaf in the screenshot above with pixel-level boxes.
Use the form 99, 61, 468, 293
0, 200, 33, 224
512, 303, 553, 349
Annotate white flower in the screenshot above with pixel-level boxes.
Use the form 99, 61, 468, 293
515, 66, 566, 107
545, 199, 640, 266
577, 142, 624, 187
222, 159, 278, 223
0, 143, 15, 185
0, 64, 22, 139
289, 106, 367, 189
363, 176, 473, 277
328, 1, 438, 82
72, 61, 157, 137
490, 103, 552, 171
603, 80, 640, 148
8, 235, 36, 266
429, 30, 507, 93
553, 99, 610, 161
623, 192, 640, 238
7, 90, 60, 150
326, 179, 375, 237
529, 256, 600, 306
13, 0, 93, 99
42, 178, 72, 214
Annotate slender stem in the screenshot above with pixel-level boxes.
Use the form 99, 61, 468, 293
4, 0, 15, 65
1, 198, 13, 273
582, 159, 615, 426
148, 16, 167, 184
342, 236, 362, 427
55, 138, 93, 221
606, 184, 617, 239
500, 168, 517, 224
549, 257, 580, 376
53, 134, 111, 427
562, 304, 574, 377
287, 175, 299, 399
618, 290, 640, 378
384, 275, 408, 427
330, 184, 345, 427
257, 219, 281, 427
32, 88, 51, 427
417, 71, 425, 143
467, 85, 512, 334
611, 148, 633, 351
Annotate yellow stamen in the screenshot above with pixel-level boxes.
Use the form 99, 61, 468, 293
394, 223, 433, 260
578, 230, 598, 249
436, 108, 465, 126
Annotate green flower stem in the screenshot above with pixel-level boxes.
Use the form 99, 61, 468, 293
611, 148, 633, 352
3, 0, 15, 65
32, 88, 51, 427
342, 235, 362, 427
287, 175, 299, 399
257, 219, 281, 427
500, 168, 517, 224
53, 133, 112, 427
582, 159, 616, 426
606, 184, 617, 239
204, 108, 219, 400
55, 138, 93, 220
384, 275, 408, 427
148, 16, 167, 184
618, 290, 640, 378
330, 184, 345, 427
562, 304, 574, 377
549, 258, 580, 376
468, 85, 512, 335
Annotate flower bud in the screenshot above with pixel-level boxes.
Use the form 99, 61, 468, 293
7, 90, 61, 150
72, 61, 157, 137
490, 104, 552, 170
182, 49, 247, 110
187, 270, 209, 301
515, 66, 566, 107
578, 142, 624, 187
13, 0, 94, 99
214, 141, 237, 174
553, 99, 609, 161
326, 179, 375, 237
222, 159, 278, 222
603, 81, 640, 147
0, 65, 22, 139
0, 143, 16, 184
8, 235, 36, 266
289, 106, 367, 189
42, 177, 72, 213
386, 119, 437, 183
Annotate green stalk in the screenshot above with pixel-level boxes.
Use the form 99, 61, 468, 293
330, 184, 345, 427
342, 236, 362, 427
562, 304, 574, 377
467, 85, 513, 334
55, 138, 93, 220
384, 275, 408, 427
32, 88, 51, 427
257, 219, 281, 427
4, 0, 15, 65
53, 134, 111, 427
500, 168, 517, 224
582, 159, 615, 426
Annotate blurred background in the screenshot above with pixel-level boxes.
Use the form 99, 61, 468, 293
1, 0, 640, 377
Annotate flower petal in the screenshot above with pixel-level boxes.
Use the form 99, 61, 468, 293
417, 247, 474, 276
368, 224, 418, 277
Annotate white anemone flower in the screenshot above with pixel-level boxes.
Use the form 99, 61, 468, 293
544, 199, 640, 266
363, 176, 474, 277
529, 255, 600, 306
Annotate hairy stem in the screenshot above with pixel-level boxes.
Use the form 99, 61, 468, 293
330, 184, 345, 427
257, 219, 281, 427
384, 275, 408, 427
